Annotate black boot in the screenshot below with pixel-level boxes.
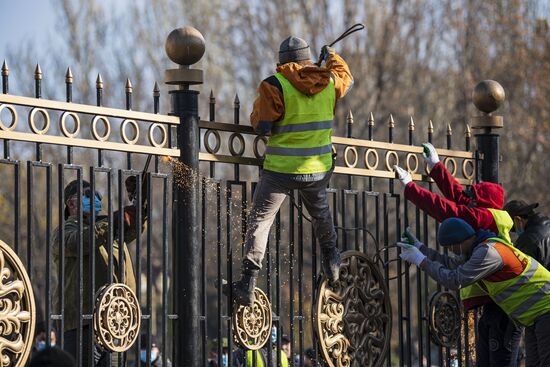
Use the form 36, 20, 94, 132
223, 261, 259, 307
321, 247, 341, 282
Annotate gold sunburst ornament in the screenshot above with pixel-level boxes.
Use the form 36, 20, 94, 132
93, 283, 141, 353
0, 240, 35, 367
315, 251, 391, 367
232, 287, 272, 350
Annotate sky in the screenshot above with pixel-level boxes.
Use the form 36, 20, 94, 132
0, 1, 56, 55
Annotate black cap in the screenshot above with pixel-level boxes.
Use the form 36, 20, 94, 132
504, 200, 539, 217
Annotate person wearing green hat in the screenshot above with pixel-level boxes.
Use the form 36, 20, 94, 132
398, 217, 550, 367
53, 179, 144, 366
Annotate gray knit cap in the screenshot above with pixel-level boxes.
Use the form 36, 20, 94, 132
278, 36, 311, 64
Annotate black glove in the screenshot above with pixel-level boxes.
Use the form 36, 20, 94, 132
319, 45, 335, 63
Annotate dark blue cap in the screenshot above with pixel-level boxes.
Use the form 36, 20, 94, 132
438, 218, 475, 246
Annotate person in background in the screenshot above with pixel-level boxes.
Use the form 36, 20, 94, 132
31, 322, 57, 357
130, 336, 171, 367
504, 200, 550, 268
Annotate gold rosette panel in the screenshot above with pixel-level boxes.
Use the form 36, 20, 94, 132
93, 283, 141, 353
232, 287, 272, 351
315, 250, 391, 367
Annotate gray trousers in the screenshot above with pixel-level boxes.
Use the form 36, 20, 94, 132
525, 311, 550, 367
243, 170, 337, 269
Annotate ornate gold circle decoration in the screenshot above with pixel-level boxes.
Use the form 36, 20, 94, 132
444, 157, 458, 176
429, 291, 461, 348
93, 283, 141, 353
344, 146, 358, 168
0, 239, 36, 367
364, 149, 379, 170
204, 129, 221, 154
0, 104, 18, 131
229, 133, 245, 157
232, 288, 272, 350
148, 123, 168, 148
120, 119, 140, 145
385, 151, 399, 172
315, 251, 391, 367
462, 159, 475, 180
59, 112, 80, 138
406, 153, 419, 174
92, 116, 111, 142
28, 108, 50, 135
253, 136, 267, 159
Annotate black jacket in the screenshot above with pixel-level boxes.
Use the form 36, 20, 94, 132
515, 213, 550, 268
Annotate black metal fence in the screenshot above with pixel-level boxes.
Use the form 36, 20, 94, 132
0, 27, 503, 367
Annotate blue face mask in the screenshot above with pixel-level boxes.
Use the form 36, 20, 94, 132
36, 340, 46, 352
82, 194, 102, 215
271, 326, 277, 344
222, 354, 228, 367
140, 349, 159, 363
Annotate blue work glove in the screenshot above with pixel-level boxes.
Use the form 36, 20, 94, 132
393, 165, 412, 186
401, 227, 424, 249
397, 242, 426, 266
421, 142, 440, 169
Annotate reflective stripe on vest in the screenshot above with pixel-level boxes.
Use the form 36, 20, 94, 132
481, 237, 550, 326
262, 73, 335, 175
459, 209, 515, 309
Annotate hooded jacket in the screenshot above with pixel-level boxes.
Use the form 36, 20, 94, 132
515, 213, 550, 268
250, 52, 353, 136
404, 162, 504, 234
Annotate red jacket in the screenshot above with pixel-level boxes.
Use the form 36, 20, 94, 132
404, 162, 504, 234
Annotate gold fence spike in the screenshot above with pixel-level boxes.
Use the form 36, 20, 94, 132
65, 67, 73, 84
1, 60, 8, 76
154, 82, 160, 97
368, 112, 374, 126
34, 64, 42, 80
447, 123, 452, 136
96, 74, 103, 89
388, 114, 395, 128
126, 78, 133, 93
347, 110, 354, 124
409, 116, 415, 131
428, 120, 434, 134
465, 124, 471, 138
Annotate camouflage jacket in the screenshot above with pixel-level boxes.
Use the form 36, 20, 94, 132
52, 213, 137, 332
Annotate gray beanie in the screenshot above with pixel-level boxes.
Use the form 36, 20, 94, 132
279, 36, 311, 64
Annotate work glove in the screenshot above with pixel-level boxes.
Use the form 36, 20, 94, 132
421, 142, 440, 169
397, 242, 427, 266
401, 227, 424, 249
393, 165, 412, 186
319, 45, 336, 63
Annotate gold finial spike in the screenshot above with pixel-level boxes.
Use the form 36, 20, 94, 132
1, 60, 8, 76
388, 114, 395, 128
409, 116, 415, 131
346, 110, 354, 124
153, 82, 160, 97
234, 94, 240, 106
447, 123, 452, 136
465, 124, 471, 138
210, 89, 214, 100
126, 78, 133, 93
34, 64, 42, 80
96, 74, 103, 89
428, 120, 434, 134
368, 112, 375, 126
65, 67, 73, 84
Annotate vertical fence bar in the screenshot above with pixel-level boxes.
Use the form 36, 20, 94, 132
96, 74, 104, 167
347, 110, 353, 189
65, 68, 73, 164
2, 61, 10, 158
34, 64, 42, 161
404, 116, 414, 367
367, 112, 374, 191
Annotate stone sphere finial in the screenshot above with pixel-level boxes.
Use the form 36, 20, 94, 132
165, 27, 205, 66
472, 80, 505, 114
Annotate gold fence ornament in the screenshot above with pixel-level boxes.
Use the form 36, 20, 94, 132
315, 251, 391, 367
93, 283, 141, 353
231, 287, 272, 350
0, 240, 35, 367
429, 291, 461, 348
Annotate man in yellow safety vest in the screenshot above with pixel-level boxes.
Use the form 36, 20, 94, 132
224, 36, 353, 306
398, 217, 550, 367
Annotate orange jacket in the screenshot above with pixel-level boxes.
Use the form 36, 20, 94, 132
250, 52, 353, 135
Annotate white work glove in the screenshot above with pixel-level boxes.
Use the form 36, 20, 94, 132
393, 165, 412, 186
401, 227, 424, 249
422, 142, 440, 169
397, 242, 427, 266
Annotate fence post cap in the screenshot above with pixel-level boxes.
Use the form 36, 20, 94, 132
472, 80, 505, 115
165, 26, 205, 66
